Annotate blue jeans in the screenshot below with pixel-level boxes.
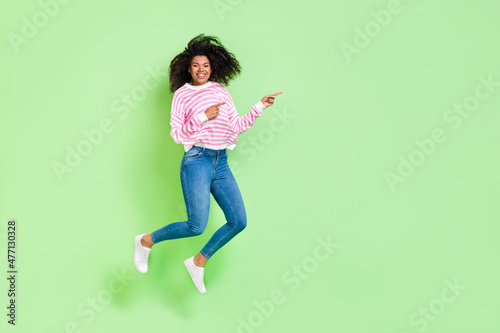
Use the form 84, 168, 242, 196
150, 146, 247, 259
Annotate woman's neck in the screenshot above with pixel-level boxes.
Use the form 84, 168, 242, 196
186, 81, 212, 89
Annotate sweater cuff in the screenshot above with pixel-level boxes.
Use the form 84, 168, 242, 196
197, 112, 209, 124
255, 100, 266, 113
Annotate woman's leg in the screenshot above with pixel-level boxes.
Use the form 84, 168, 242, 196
199, 153, 247, 260
149, 152, 212, 245
183, 152, 244, 294
134, 149, 213, 275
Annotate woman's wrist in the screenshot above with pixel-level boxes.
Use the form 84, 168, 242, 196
197, 112, 209, 123
256, 100, 266, 112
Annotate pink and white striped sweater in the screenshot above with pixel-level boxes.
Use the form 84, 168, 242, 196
170, 81, 266, 152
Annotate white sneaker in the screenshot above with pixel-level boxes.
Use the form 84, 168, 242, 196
134, 234, 151, 273
184, 257, 206, 294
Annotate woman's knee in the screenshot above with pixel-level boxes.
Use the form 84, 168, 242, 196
189, 228, 204, 236
233, 213, 247, 233
187, 219, 207, 236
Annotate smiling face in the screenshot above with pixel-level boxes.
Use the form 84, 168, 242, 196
188, 55, 212, 86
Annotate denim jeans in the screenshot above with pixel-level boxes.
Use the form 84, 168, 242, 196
150, 146, 247, 259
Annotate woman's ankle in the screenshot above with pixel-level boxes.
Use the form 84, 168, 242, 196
193, 253, 208, 268
140, 234, 154, 248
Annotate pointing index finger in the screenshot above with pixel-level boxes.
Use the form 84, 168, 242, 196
215, 101, 226, 106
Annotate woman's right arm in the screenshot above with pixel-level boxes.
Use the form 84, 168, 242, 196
169, 94, 209, 144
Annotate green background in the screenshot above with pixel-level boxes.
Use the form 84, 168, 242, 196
2, 0, 500, 332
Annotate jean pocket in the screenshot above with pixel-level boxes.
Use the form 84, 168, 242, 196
184, 148, 203, 159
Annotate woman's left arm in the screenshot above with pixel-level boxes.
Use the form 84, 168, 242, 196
224, 88, 283, 135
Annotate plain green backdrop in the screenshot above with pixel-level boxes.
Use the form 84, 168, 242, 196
2, 0, 500, 332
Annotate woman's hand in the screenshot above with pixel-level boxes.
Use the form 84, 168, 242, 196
261, 92, 283, 108
204, 102, 226, 120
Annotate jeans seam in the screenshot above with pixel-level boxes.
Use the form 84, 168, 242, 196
181, 166, 191, 222
200, 249, 210, 259
152, 224, 191, 243
203, 180, 238, 257
213, 154, 218, 178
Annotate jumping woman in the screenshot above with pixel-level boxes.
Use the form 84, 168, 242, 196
133, 34, 282, 294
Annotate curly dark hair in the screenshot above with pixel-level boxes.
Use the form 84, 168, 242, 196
169, 34, 241, 92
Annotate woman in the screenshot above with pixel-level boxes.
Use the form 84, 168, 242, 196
133, 34, 282, 294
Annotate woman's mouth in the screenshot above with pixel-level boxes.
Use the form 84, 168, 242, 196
196, 73, 206, 79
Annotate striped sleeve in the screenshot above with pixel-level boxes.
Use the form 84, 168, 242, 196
222, 87, 266, 135
169, 91, 208, 144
